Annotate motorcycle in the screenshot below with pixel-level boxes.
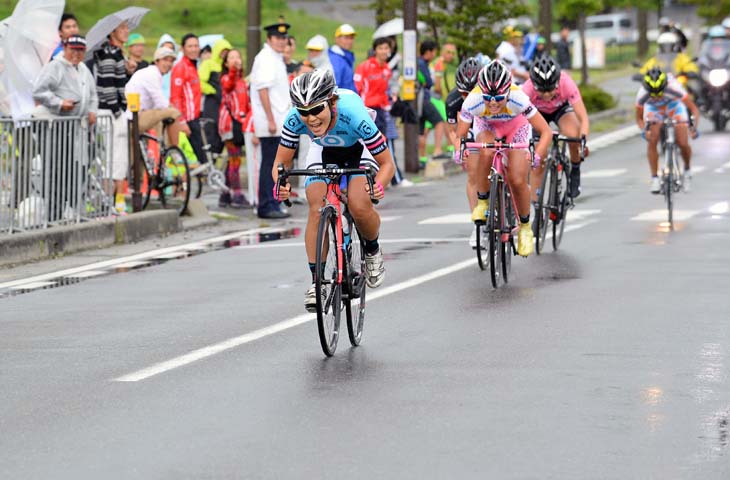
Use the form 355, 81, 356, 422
697, 38, 730, 131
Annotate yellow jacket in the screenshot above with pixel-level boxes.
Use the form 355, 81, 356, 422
640, 53, 698, 78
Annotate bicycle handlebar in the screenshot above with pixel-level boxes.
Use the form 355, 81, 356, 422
276, 165, 379, 207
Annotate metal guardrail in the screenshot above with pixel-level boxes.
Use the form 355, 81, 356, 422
0, 113, 116, 235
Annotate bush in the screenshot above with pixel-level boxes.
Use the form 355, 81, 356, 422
578, 84, 616, 113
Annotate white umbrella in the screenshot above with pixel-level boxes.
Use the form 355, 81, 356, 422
372, 18, 428, 39
199, 34, 224, 51
0, 0, 63, 119
85, 7, 150, 60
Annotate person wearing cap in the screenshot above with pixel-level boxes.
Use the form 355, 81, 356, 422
33, 35, 98, 221
249, 20, 292, 219
306, 34, 332, 72
329, 23, 357, 91
496, 26, 528, 83
125, 47, 187, 149
126, 33, 149, 76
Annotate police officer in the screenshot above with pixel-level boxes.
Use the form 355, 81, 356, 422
250, 20, 292, 218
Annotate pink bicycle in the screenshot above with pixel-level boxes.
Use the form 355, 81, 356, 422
459, 137, 534, 288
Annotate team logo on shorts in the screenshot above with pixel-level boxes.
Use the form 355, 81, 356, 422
357, 120, 373, 137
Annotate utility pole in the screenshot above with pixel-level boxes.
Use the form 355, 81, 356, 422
247, 0, 261, 73
403, 0, 419, 173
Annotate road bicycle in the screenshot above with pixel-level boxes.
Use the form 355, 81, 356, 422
534, 133, 585, 254
460, 137, 534, 288
646, 118, 684, 229
190, 118, 230, 199
276, 165, 378, 356
137, 118, 191, 215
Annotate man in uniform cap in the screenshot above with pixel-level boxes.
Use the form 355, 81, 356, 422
249, 19, 292, 218
329, 23, 357, 91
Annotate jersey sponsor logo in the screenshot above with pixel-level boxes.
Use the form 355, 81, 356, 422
319, 135, 347, 147
339, 114, 352, 125
174, 78, 183, 86
523, 105, 534, 116
286, 115, 300, 129
335, 130, 348, 135
357, 120, 374, 137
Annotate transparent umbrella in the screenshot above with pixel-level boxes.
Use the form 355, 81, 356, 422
372, 18, 428, 39
85, 6, 150, 60
0, 0, 63, 118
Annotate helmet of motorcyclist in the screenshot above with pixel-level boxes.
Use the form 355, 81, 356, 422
643, 67, 668, 96
477, 59, 512, 96
529, 55, 561, 92
708, 25, 726, 39
722, 17, 730, 30
290, 69, 336, 109
657, 32, 679, 54
455, 57, 481, 94
659, 17, 671, 32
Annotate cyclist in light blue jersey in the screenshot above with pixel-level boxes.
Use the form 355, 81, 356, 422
273, 70, 395, 312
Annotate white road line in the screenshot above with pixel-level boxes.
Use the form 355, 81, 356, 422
582, 169, 627, 179
0, 227, 270, 290
692, 165, 706, 174
379, 216, 403, 223
9, 281, 56, 291
114, 220, 597, 382
631, 209, 700, 222
233, 237, 472, 250
709, 202, 729, 215
419, 213, 471, 225
567, 209, 602, 221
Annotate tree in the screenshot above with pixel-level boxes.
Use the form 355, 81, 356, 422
607, 0, 655, 59
556, 0, 603, 85
539, 0, 553, 51
682, 0, 730, 23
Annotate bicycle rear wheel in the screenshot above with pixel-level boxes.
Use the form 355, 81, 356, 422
315, 207, 342, 356
475, 223, 488, 271
161, 147, 191, 215
138, 137, 158, 210
535, 162, 553, 255
487, 177, 503, 289
552, 162, 570, 250
345, 218, 366, 346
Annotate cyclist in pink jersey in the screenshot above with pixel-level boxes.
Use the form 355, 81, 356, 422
455, 60, 552, 257
522, 56, 590, 199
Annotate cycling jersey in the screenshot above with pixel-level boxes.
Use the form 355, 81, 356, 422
636, 75, 689, 123
280, 88, 388, 163
445, 88, 465, 124
521, 71, 582, 114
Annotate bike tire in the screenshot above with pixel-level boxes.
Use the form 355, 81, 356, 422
162, 146, 191, 216
315, 207, 342, 356
138, 137, 156, 211
552, 162, 569, 250
502, 185, 514, 283
535, 161, 553, 255
487, 177, 503, 289
665, 147, 673, 228
475, 223, 488, 271
345, 217, 366, 347
195, 174, 204, 199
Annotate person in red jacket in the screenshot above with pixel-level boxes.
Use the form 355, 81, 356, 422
170, 33, 206, 164
354, 37, 392, 135
217, 49, 252, 208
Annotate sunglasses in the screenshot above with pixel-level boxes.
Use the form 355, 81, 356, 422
649, 91, 664, 97
537, 86, 558, 93
483, 94, 506, 103
297, 102, 327, 117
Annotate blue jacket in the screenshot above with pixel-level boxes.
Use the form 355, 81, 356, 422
328, 45, 356, 91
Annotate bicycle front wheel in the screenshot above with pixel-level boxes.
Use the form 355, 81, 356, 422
664, 147, 674, 228
502, 186, 514, 283
161, 146, 191, 216
138, 137, 157, 211
535, 162, 553, 255
345, 218, 366, 347
487, 177, 503, 289
475, 223, 488, 271
315, 206, 342, 356
552, 162, 570, 250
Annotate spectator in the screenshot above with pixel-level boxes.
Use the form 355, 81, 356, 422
496, 26, 528, 84
218, 49, 252, 209
156, 34, 177, 100
284, 36, 300, 80
354, 37, 392, 137
533, 36, 548, 61
170, 33, 207, 167
51, 13, 79, 60
126, 33, 149, 76
32, 35, 98, 220
124, 47, 187, 147
306, 35, 332, 72
249, 21, 291, 219
200, 45, 212, 62
555, 26, 571, 70
522, 28, 540, 63
417, 39, 446, 166
297, 59, 315, 75
329, 24, 357, 91
88, 20, 131, 214
199, 38, 232, 154
432, 42, 457, 100
383, 35, 411, 186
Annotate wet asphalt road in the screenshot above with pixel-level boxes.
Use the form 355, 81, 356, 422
2, 127, 730, 479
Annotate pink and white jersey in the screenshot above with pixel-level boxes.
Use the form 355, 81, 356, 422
459, 85, 537, 137
521, 71, 582, 114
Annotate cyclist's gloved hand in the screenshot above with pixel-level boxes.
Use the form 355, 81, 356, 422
453, 148, 470, 165
273, 182, 291, 202
691, 127, 699, 139
532, 153, 542, 169
367, 180, 385, 200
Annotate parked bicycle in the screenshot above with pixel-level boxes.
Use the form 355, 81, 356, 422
137, 117, 191, 215
276, 164, 378, 357
534, 133, 585, 254
190, 118, 229, 199
461, 137, 534, 288
647, 118, 684, 229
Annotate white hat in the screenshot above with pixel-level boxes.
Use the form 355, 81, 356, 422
154, 47, 177, 61
335, 24, 357, 37
306, 34, 328, 51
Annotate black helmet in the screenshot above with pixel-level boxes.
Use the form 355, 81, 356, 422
455, 57, 481, 93
290, 69, 336, 108
643, 67, 668, 95
477, 60, 512, 96
530, 56, 561, 91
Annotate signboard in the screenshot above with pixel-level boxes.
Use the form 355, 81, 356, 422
403, 30, 417, 81
571, 37, 606, 69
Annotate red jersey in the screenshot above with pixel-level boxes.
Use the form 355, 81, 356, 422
354, 57, 392, 109
218, 69, 252, 138
170, 56, 202, 121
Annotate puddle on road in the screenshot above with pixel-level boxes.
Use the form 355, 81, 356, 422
0, 227, 303, 300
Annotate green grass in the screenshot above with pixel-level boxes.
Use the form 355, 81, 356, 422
0, 0, 375, 66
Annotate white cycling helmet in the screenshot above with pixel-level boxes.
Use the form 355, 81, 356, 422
657, 31, 679, 53
290, 69, 336, 109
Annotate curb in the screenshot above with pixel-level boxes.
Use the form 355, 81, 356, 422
0, 210, 181, 268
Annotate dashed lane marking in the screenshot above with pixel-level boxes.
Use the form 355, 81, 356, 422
582, 169, 627, 179
630, 209, 700, 222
